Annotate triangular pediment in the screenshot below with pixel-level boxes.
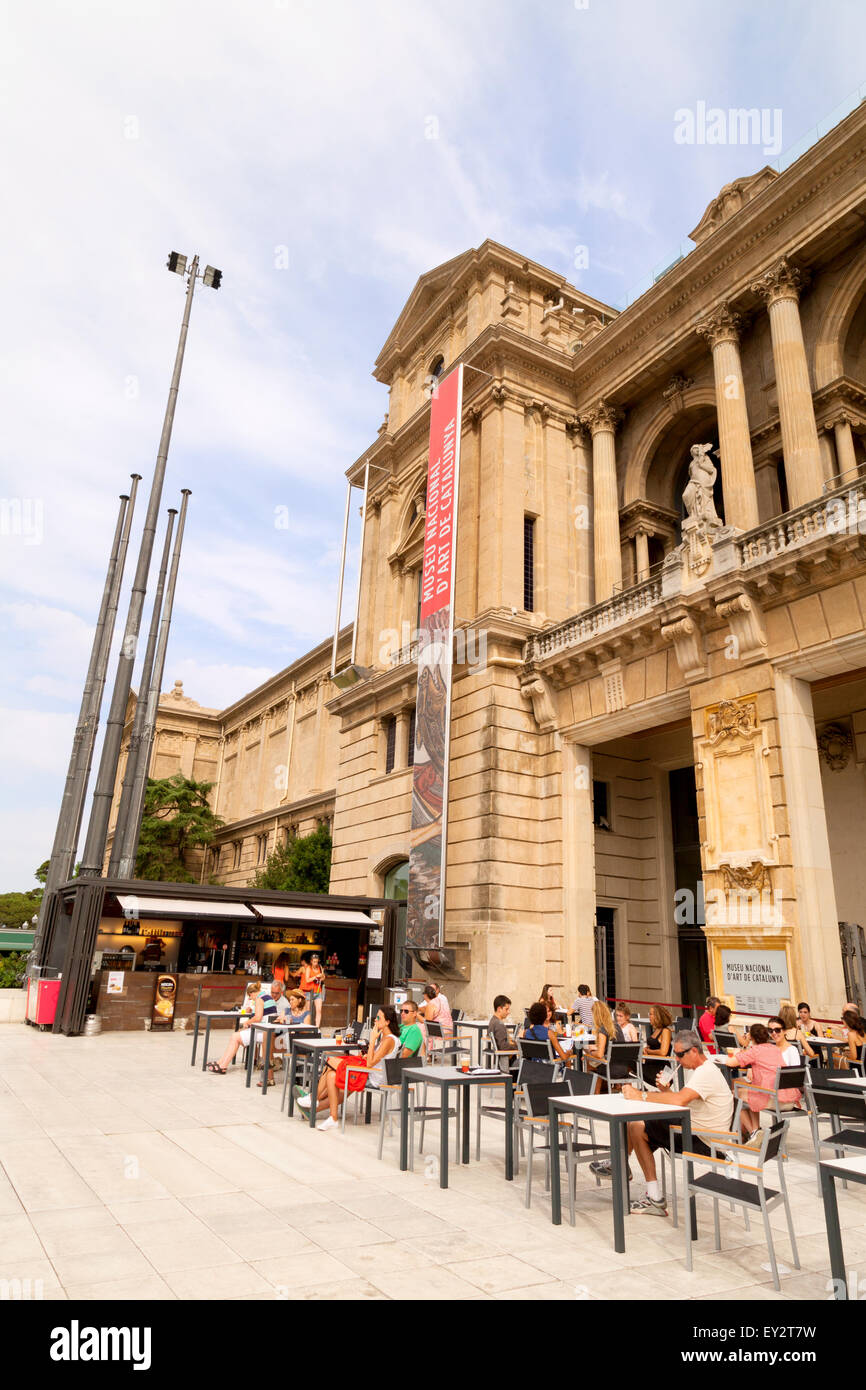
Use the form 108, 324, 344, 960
375, 249, 475, 373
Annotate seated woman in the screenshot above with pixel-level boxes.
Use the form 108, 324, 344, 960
842, 1008, 866, 1069
539, 984, 559, 1020
586, 1000, 624, 1089
519, 1001, 571, 1064
725, 1022, 790, 1137
777, 1002, 817, 1061
295, 1005, 402, 1131
208, 981, 277, 1074
615, 1002, 639, 1043
641, 1004, 673, 1086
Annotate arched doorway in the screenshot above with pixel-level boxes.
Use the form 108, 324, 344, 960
383, 860, 410, 983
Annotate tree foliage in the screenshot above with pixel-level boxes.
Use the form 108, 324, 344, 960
0, 890, 42, 931
251, 824, 332, 894
135, 775, 223, 883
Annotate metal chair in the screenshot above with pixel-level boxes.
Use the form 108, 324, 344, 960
808, 1085, 866, 1182
341, 1054, 420, 1159
712, 1028, 739, 1052
277, 1027, 321, 1112
597, 1041, 642, 1093
732, 1065, 808, 1145
426, 1018, 470, 1063
681, 1120, 800, 1291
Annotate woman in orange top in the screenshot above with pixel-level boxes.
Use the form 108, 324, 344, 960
298, 951, 326, 1027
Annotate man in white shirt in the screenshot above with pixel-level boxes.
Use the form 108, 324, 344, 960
619, 1029, 734, 1217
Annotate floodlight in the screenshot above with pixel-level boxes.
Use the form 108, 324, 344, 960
166, 252, 187, 276
202, 265, 222, 289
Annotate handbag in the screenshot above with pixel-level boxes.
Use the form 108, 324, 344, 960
335, 1055, 368, 1092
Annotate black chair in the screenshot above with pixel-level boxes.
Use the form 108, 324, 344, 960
517, 1038, 554, 1063
733, 1065, 808, 1146
808, 1085, 866, 1181
598, 1041, 642, 1092
674, 1016, 692, 1035
712, 1028, 739, 1052
426, 1018, 470, 1063
520, 1080, 605, 1214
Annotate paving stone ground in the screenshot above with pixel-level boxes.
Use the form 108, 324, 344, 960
0, 1024, 861, 1301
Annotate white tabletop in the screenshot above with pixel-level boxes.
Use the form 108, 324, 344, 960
821, 1154, 866, 1179
811, 1037, 849, 1046
197, 1009, 241, 1017
292, 1038, 359, 1050
550, 1093, 689, 1120
820, 1073, 866, 1087
404, 1064, 507, 1082
458, 1018, 518, 1029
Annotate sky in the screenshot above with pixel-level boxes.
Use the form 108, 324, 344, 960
1, 0, 865, 891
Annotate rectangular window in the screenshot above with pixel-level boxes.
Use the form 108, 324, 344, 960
592, 780, 611, 830
384, 716, 396, 774
407, 707, 416, 768
523, 516, 535, 612
232, 840, 242, 870
257, 833, 268, 864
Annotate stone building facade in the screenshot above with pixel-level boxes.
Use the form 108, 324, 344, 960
112, 101, 866, 1017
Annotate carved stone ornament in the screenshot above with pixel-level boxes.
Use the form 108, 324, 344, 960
520, 672, 558, 731
662, 374, 694, 414
706, 698, 758, 745
579, 399, 623, 437
721, 862, 770, 895
660, 613, 705, 683
817, 721, 854, 771
750, 256, 807, 307
714, 591, 768, 663
601, 661, 626, 714
694, 306, 741, 349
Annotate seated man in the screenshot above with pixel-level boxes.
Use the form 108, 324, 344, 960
592, 1029, 734, 1217
488, 994, 518, 1071
398, 999, 425, 1058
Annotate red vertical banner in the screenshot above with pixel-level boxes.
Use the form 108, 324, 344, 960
407, 365, 463, 949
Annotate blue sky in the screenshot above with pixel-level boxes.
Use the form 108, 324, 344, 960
2, 0, 865, 889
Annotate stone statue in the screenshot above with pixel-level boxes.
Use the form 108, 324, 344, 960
682, 443, 721, 526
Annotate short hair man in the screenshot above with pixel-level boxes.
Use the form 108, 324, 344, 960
600, 1030, 734, 1217
572, 984, 597, 1031
398, 999, 425, 1058
489, 995, 517, 1071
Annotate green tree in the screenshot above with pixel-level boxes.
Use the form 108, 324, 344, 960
0, 890, 42, 931
135, 774, 224, 883
251, 824, 332, 894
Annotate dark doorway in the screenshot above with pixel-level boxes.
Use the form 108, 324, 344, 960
595, 906, 617, 1005
669, 766, 709, 1009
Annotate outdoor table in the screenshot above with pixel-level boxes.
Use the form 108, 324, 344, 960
820, 1153, 866, 1299
820, 1073, 866, 1088
286, 1038, 363, 1128
244, 1019, 313, 1094
191, 1008, 242, 1072
809, 1037, 850, 1063
399, 1065, 514, 1189
456, 1018, 517, 1066
548, 1092, 694, 1253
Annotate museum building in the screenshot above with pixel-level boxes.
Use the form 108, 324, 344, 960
108, 100, 866, 1019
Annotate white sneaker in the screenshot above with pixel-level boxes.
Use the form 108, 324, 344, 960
296, 1094, 311, 1110
318, 1116, 338, 1130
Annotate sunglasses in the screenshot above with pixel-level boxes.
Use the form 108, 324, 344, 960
673, 1049, 690, 1059
400, 1007, 413, 1014
768, 1027, 782, 1034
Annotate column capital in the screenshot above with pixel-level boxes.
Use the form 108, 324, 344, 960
750, 256, 808, 307
579, 398, 623, 436
694, 305, 742, 348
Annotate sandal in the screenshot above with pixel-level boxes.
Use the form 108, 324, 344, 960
207, 1062, 226, 1074
257, 1075, 275, 1087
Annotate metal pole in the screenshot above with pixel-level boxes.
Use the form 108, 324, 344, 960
330, 480, 353, 676
80, 259, 199, 876
350, 461, 370, 668
107, 507, 177, 876
115, 489, 191, 877
33, 480, 139, 959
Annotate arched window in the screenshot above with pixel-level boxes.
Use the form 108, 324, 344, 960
429, 355, 445, 380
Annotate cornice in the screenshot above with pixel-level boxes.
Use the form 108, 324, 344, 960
571, 107, 866, 405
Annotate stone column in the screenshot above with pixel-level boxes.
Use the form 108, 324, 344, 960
580, 400, 623, 602
831, 411, 859, 484
695, 306, 759, 530
635, 528, 650, 581
560, 740, 597, 990
751, 258, 823, 508
774, 672, 847, 1016
395, 709, 410, 770
819, 429, 837, 486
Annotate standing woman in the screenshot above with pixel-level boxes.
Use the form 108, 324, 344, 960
299, 951, 326, 1028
